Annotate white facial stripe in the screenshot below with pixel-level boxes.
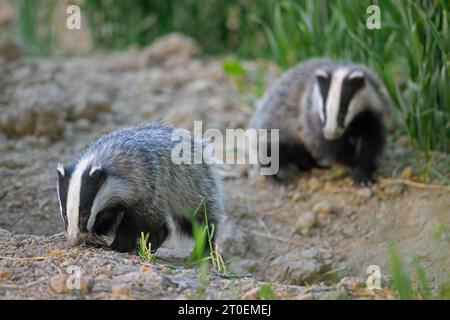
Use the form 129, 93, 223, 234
348, 70, 364, 79
315, 69, 328, 78
57, 163, 65, 176
87, 177, 129, 231
66, 155, 93, 243
56, 181, 64, 223
323, 68, 349, 139
312, 83, 325, 123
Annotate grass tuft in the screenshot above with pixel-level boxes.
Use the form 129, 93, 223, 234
138, 232, 156, 264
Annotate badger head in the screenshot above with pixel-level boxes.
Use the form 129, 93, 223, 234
314, 66, 382, 140
56, 157, 126, 247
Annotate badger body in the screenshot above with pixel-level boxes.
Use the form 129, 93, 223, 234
249, 58, 391, 185
56, 122, 223, 253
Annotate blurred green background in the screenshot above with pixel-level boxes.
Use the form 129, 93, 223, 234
8, 0, 450, 181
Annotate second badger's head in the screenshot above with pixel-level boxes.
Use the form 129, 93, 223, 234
56, 155, 127, 247
313, 65, 385, 140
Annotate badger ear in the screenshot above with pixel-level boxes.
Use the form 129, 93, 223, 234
57, 163, 65, 178
315, 69, 329, 80
346, 70, 365, 93
347, 70, 365, 80
89, 165, 103, 177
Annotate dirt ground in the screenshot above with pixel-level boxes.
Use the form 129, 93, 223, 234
0, 34, 448, 299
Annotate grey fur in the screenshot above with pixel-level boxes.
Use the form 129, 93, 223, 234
249, 58, 392, 183
58, 122, 224, 252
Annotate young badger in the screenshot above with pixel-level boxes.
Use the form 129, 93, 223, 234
249, 58, 391, 185
56, 122, 223, 253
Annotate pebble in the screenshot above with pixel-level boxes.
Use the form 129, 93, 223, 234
295, 211, 316, 230
49, 275, 69, 294
161, 267, 173, 275
307, 177, 322, 192
0, 271, 12, 280
292, 192, 308, 202
111, 284, 133, 296
356, 187, 373, 200
312, 201, 334, 215
241, 287, 260, 300
49, 274, 94, 295
139, 265, 153, 273
77, 276, 94, 295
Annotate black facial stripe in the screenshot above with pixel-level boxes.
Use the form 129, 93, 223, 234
78, 166, 107, 233
57, 164, 75, 229
316, 73, 331, 123
92, 205, 124, 236
338, 75, 365, 128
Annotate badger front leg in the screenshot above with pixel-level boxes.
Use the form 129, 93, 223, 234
335, 112, 386, 186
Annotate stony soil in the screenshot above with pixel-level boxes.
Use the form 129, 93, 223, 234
0, 33, 448, 299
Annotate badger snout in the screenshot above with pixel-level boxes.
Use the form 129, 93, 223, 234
323, 127, 345, 140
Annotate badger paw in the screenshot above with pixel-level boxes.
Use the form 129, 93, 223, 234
350, 168, 376, 187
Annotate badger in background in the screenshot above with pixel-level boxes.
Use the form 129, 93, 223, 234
249, 58, 392, 186
56, 122, 224, 253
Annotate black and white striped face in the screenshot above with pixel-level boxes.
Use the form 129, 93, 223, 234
315, 67, 366, 140
56, 157, 108, 247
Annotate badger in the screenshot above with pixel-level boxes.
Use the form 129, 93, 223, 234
249, 58, 391, 185
56, 122, 223, 253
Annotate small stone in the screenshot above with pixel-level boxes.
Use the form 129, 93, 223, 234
161, 267, 172, 275
312, 201, 334, 215
0, 271, 12, 280
292, 192, 308, 202
49, 275, 69, 294
111, 284, 133, 296
400, 166, 414, 180
241, 287, 260, 300
267, 250, 331, 285
356, 187, 373, 199
139, 265, 153, 273
77, 276, 94, 295
307, 177, 322, 192
295, 211, 316, 230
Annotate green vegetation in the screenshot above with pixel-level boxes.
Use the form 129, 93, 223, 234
13, 0, 450, 180
186, 198, 228, 274
138, 232, 156, 264
15, 0, 56, 56
183, 198, 229, 298
258, 283, 276, 300
387, 225, 450, 299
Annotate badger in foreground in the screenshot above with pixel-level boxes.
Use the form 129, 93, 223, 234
56, 122, 223, 253
249, 58, 391, 185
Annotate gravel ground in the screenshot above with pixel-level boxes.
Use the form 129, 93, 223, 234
0, 33, 448, 299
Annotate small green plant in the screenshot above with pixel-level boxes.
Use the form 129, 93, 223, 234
183, 198, 229, 299
258, 283, 275, 300
186, 198, 229, 274
387, 232, 450, 300
387, 242, 413, 299
222, 58, 267, 110
138, 232, 156, 264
